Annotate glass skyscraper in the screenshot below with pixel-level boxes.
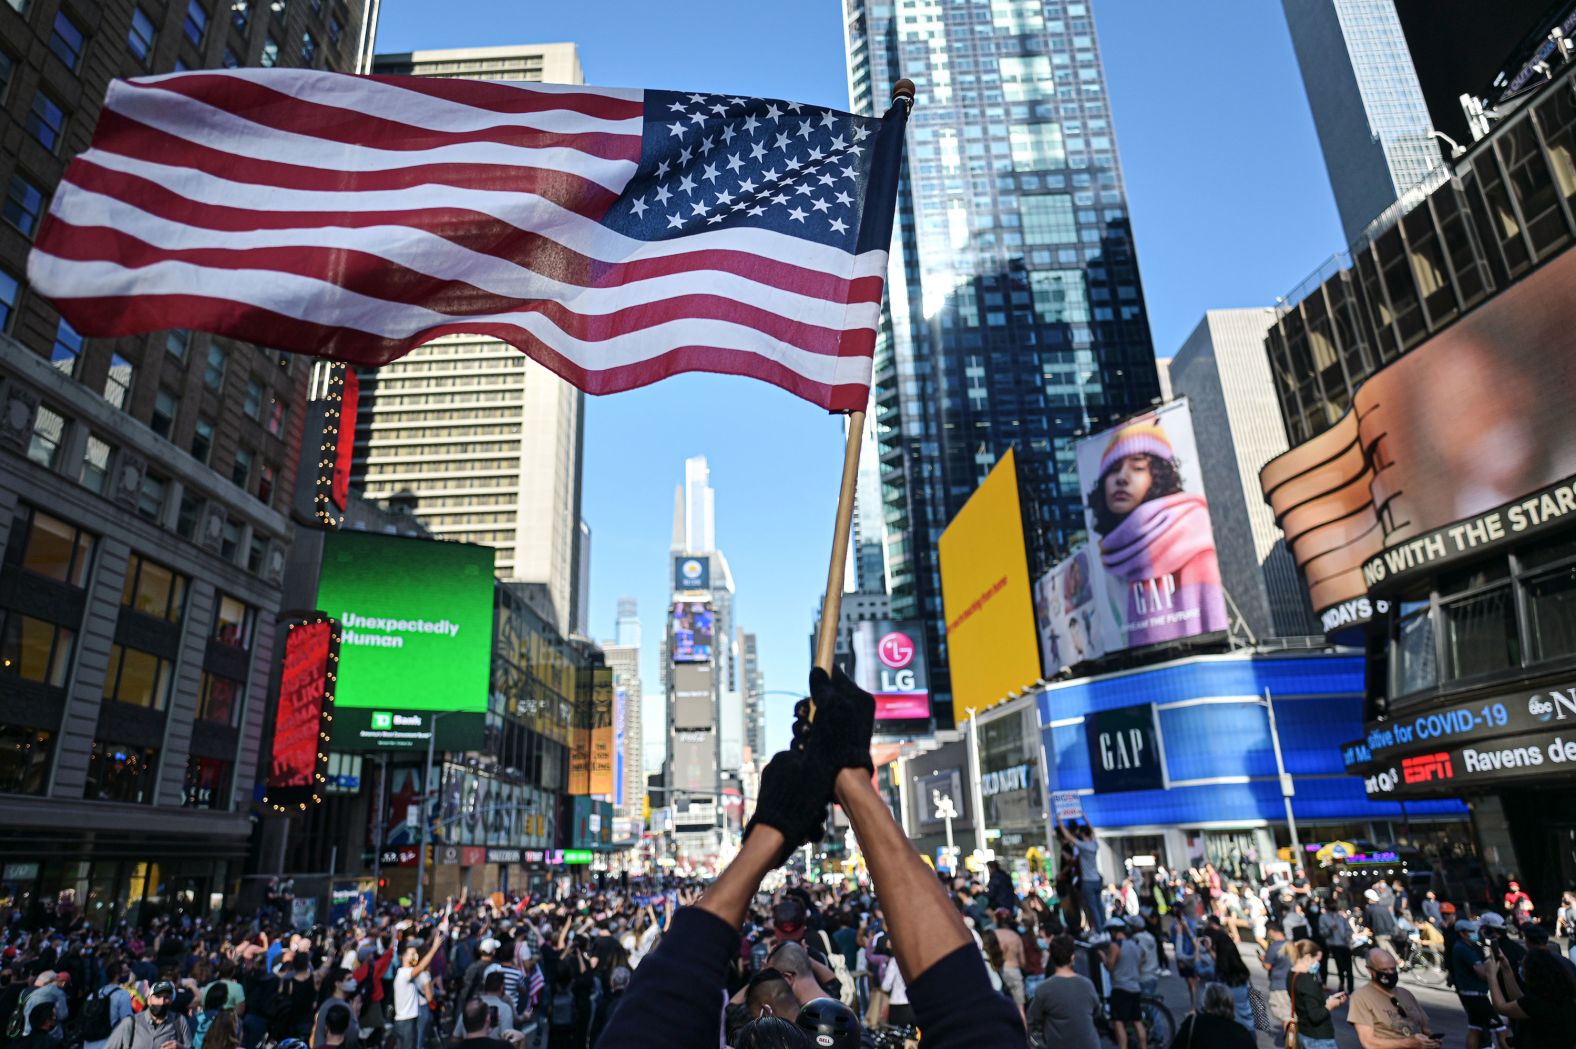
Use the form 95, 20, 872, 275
843, 0, 1161, 725
1282, 0, 1442, 244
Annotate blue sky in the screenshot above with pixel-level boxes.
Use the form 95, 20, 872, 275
374, 0, 1346, 764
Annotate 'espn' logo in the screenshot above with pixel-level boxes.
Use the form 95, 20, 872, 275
1401, 751, 1453, 784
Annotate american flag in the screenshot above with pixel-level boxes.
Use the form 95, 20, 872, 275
525, 964, 545, 1011
27, 69, 907, 411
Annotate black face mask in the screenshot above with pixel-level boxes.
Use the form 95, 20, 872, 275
1373, 971, 1399, 990
149, 1003, 169, 1019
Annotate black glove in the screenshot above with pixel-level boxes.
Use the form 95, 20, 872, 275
744, 749, 829, 863
803, 666, 876, 775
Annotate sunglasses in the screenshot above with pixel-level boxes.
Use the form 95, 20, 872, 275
774, 921, 803, 934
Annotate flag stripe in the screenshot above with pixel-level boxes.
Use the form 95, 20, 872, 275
137, 68, 644, 136
104, 83, 640, 193
45, 290, 875, 411
35, 227, 880, 353
122, 75, 644, 162
25, 254, 880, 371
75, 147, 885, 280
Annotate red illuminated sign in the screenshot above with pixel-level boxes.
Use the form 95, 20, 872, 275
332, 368, 359, 512
1401, 751, 1454, 785
264, 617, 340, 811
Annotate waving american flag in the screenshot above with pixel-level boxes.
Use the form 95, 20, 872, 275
27, 69, 908, 411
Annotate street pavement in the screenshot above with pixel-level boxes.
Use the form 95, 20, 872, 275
1141, 942, 1472, 1049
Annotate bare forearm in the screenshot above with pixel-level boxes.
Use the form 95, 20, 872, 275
695, 828, 783, 930
835, 768, 969, 977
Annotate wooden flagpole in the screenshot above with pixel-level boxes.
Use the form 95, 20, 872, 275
812, 78, 915, 679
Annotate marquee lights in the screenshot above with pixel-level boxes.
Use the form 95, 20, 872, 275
312, 364, 360, 528
263, 614, 342, 814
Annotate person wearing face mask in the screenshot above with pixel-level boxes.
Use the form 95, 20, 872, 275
1345, 949, 1439, 1049
105, 981, 193, 1049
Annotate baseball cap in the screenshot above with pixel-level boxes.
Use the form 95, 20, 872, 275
1522, 923, 1550, 945
1479, 912, 1505, 929
479, 938, 500, 954
149, 980, 176, 998
1363, 889, 1379, 902
33, 972, 56, 988
1455, 921, 1480, 936
1440, 902, 1456, 914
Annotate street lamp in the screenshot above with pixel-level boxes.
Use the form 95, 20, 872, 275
1259, 689, 1303, 862
932, 789, 958, 868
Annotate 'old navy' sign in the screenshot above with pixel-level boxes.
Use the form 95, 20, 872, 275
1085, 703, 1166, 794
981, 763, 1033, 797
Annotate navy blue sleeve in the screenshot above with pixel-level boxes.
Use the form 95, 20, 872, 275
596, 908, 736, 1049
908, 943, 1024, 1047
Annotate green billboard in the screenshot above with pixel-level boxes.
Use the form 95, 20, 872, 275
316, 531, 493, 750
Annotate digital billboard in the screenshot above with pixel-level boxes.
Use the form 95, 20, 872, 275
671, 730, 717, 793
1262, 246, 1576, 617
315, 530, 493, 749
670, 600, 714, 663
1071, 400, 1228, 658
671, 662, 714, 730
589, 666, 614, 798
1032, 543, 1107, 675
938, 449, 1042, 724
263, 617, 338, 811
673, 554, 711, 592
848, 619, 931, 729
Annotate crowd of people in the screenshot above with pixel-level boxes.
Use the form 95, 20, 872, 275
2, 669, 1575, 1048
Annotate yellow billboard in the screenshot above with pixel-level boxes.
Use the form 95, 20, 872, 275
939, 448, 1042, 725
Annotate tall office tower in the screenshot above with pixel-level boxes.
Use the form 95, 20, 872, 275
739, 631, 765, 761
0, 0, 373, 911
1168, 310, 1319, 640
849, 410, 887, 594
1282, 0, 1442, 243
599, 640, 643, 817
843, 0, 1161, 723
355, 46, 590, 634
572, 519, 591, 636
615, 595, 641, 648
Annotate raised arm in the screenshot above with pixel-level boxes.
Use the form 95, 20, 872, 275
410, 924, 448, 977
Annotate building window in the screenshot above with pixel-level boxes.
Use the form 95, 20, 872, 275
1021, 193, 1078, 244
151, 387, 178, 439
26, 90, 65, 151
221, 518, 240, 561
103, 643, 172, 709
328, 13, 341, 45
175, 490, 202, 540
222, 46, 239, 68
0, 270, 15, 331
243, 377, 264, 419
49, 318, 83, 375
127, 6, 156, 62
300, 29, 315, 62
213, 593, 252, 647
165, 329, 191, 361
85, 741, 158, 803
191, 416, 214, 464
137, 472, 166, 523
257, 463, 275, 504
1526, 562, 1576, 663
79, 435, 109, 494
3, 173, 43, 235
182, 755, 230, 808
183, 0, 208, 44
204, 344, 227, 390
246, 534, 266, 573
103, 354, 134, 409
260, 34, 278, 66
0, 49, 13, 99
0, 611, 75, 687
1441, 586, 1518, 682
197, 670, 243, 723
266, 396, 286, 436
121, 551, 187, 621
48, 10, 85, 68
231, 446, 253, 489
6, 507, 94, 587
27, 404, 65, 469
1392, 598, 1437, 697
230, 0, 248, 32
0, 726, 52, 796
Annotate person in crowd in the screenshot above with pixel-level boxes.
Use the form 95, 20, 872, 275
1287, 939, 1345, 1049
83, 962, 137, 1049
733, 1015, 811, 1049
596, 668, 1023, 1048
391, 922, 447, 1049
1346, 948, 1439, 1049
1366, 888, 1406, 961
1450, 921, 1511, 1049
1102, 918, 1147, 1049
1319, 903, 1356, 996
105, 981, 193, 1049
1421, 891, 1443, 927
1055, 818, 1106, 934
1202, 921, 1253, 1032
454, 996, 512, 1049
311, 974, 359, 1049
1170, 982, 1254, 1049
991, 908, 1027, 1015
1484, 946, 1576, 1049
1025, 934, 1099, 1049
1504, 881, 1535, 923
20, 972, 67, 1037
985, 862, 1017, 914
12, 1003, 62, 1049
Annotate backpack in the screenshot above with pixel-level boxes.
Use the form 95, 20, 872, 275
6, 989, 32, 1040
80, 988, 119, 1043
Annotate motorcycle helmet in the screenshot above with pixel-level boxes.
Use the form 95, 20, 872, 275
796, 997, 860, 1048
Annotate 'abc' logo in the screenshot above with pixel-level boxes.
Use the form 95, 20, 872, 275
1530, 695, 1555, 722
877, 631, 915, 669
